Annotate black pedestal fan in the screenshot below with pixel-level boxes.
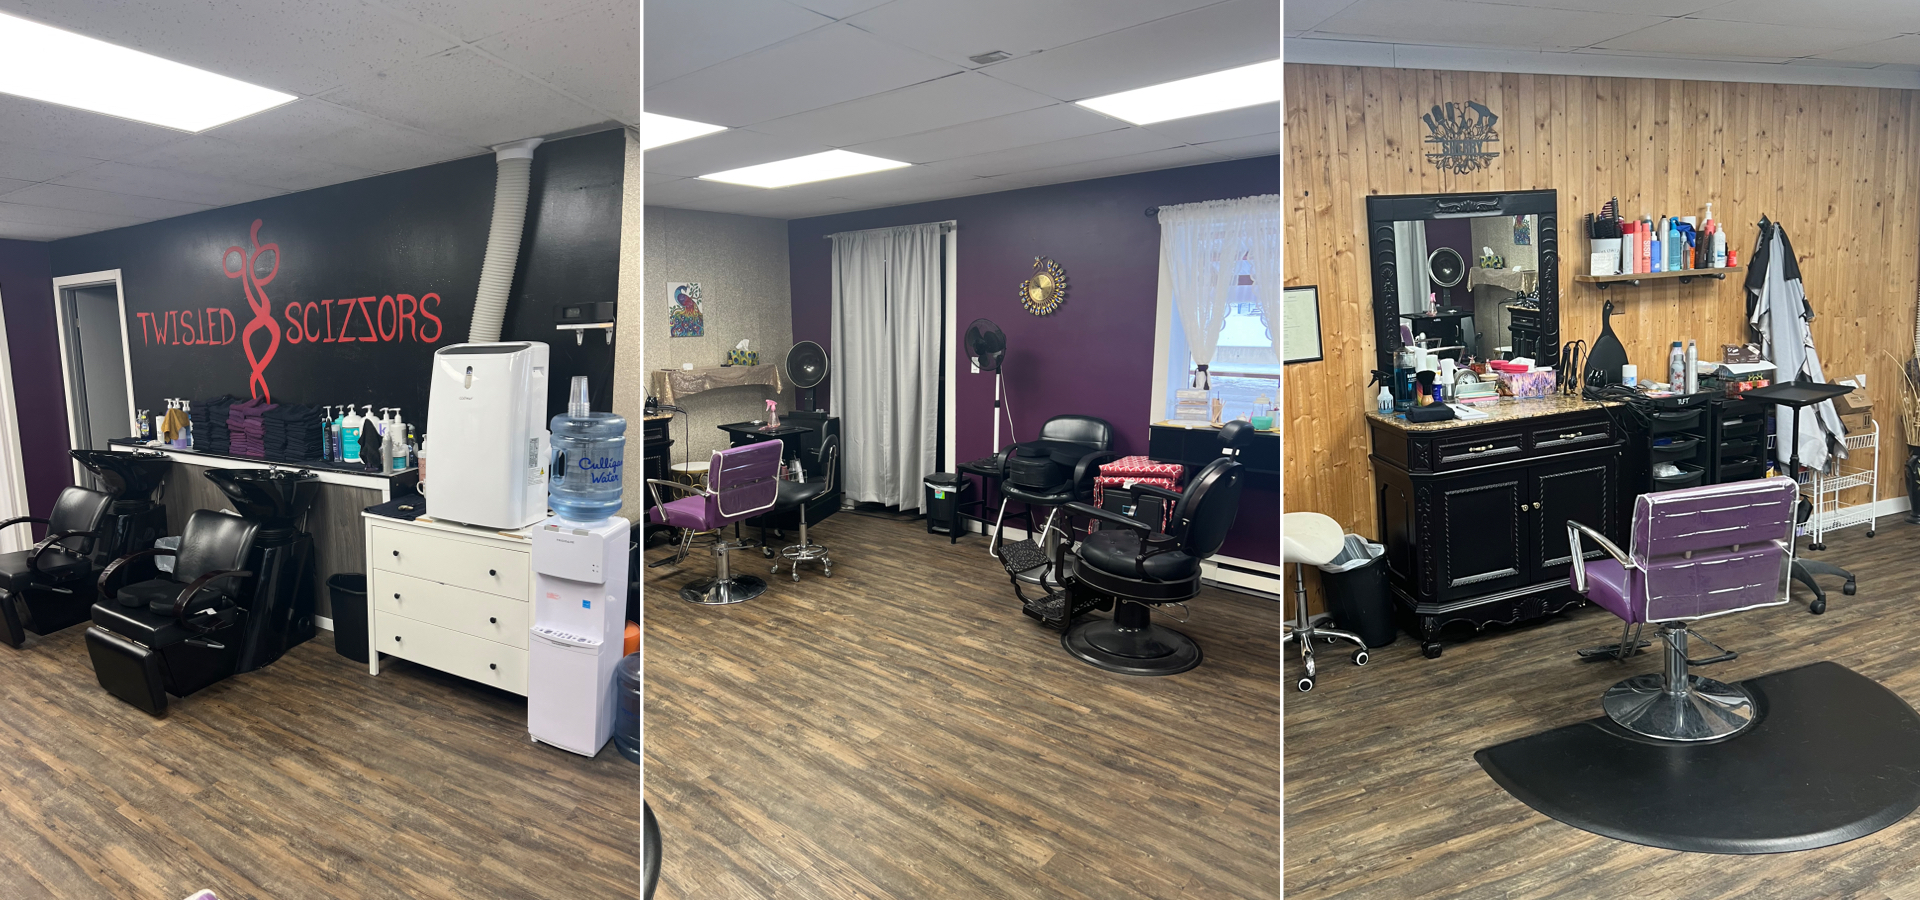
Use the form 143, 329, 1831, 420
785, 340, 829, 412
965, 318, 1012, 451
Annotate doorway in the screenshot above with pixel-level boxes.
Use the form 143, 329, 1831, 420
0, 284, 31, 553
51, 271, 135, 484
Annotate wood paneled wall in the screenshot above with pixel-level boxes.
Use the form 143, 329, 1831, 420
1285, 64, 1920, 606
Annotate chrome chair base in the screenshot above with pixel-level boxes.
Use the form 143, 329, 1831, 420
1603, 673, 1758, 741
1285, 562, 1369, 692
772, 544, 830, 581
680, 575, 767, 606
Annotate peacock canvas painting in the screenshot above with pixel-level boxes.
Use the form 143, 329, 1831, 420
667, 281, 703, 337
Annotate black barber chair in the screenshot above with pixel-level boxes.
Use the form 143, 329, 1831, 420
0, 487, 113, 648
201, 468, 321, 669
754, 434, 839, 581
71, 449, 172, 562
991, 415, 1118, 623
1051, 422, 1250, 675
87, 510, 260, 715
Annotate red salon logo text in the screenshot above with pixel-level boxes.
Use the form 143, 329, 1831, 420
133, 218, 446, 402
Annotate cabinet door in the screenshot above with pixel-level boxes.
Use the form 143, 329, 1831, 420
1429, 468, 1529, 600
1529, 456, 1616, 582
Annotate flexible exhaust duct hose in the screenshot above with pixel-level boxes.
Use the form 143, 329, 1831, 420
468, 138, 543, 343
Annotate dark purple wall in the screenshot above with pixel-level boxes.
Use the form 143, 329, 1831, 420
0, 239, 71, 529
787, 157, 1279, 566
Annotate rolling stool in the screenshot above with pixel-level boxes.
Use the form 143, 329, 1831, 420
1283, 512, 1369, 692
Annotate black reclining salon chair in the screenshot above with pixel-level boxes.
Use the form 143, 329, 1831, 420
86, 509, 260, 716
0, 486, 114, 648
1051, 424, 1248, 675
991, 415, 1118, 620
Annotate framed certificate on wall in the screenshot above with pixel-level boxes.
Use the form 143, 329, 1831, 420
1283, 285, 1322, 365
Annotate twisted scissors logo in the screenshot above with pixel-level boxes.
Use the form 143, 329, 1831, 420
223, 218, 281, 402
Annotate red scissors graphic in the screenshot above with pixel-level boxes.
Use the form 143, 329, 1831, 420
223, 219, 281, 402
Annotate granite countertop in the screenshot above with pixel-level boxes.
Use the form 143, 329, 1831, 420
1366, 395, 1618, 432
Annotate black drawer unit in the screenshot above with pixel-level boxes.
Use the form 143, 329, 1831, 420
1710, 397, 1772, 484
1615, 392, 1713, 522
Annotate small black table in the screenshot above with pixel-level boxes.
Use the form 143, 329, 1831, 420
1740, 380, 1858, 613
717, 421, 812, 464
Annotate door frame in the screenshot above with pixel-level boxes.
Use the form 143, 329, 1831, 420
0, 284, 32, 553
51, 269, 135, 484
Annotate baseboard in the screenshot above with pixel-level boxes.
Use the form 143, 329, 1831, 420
316, 615, 334, 632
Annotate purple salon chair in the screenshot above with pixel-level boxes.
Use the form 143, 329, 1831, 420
1566, 477, 1798, 742
646, 441, 784, 605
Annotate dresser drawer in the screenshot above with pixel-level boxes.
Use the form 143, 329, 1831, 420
369, 524, 528, 599
1433, 430, 1526, 469
373, 570, 528, 649
1528, 417, 1612, 452
376, 613, 527, 694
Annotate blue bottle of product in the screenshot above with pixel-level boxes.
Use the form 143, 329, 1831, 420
549, 376, 627, 524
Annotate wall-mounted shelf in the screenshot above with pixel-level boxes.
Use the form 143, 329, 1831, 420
1573, 266, 1744, 290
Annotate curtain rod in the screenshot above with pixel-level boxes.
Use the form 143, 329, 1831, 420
822, 223, 957, 239
1146, 206, 1159, 217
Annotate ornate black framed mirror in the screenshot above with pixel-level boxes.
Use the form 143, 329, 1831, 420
1365, 189, 1559, 378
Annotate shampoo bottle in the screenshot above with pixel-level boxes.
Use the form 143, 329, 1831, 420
358, 405, 380, 467
1650, 217, 1663, 273
341, 405, 362, 463
1713, 228, 1727, 268
320, 406, 333, 462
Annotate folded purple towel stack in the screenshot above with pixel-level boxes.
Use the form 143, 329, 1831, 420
227, 398, 276, 459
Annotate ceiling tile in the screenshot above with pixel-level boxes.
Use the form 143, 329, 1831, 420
846, 0, 1222, 68
644, 176, 762, 206
643, 23, 963, 127
203, 101, 483, 173
0, 140, 107, 182
0, 222, 89, 241
1566, 46, 1793, 64
751, 72, 1058, 147
943, 127, 1185, 178
1688, 0, 1920, 32
787, 0, 891, 19
642, 129, 832, 178
477, 0, 640, 123
1594, 17, 1890, 59
115, 137, 380, 193
370, 0, 598, 43
1818, 35, 1920, 66
982, 0, 1278, 101
0, 94, 189, 159
0, 201, 150, 231
846, 103, 1128, 164
981, 145, 1233, 188
0, 183, 214, 220
322, 48, 615, 147
1469, 0, 1724, 14
1311, 0, 1663, 53
1286, 0, 1361, 32
1140, 103, 1281, 145
645, 172, 689, 185
50, 162, 287, 207
643, 0, 834, 87
0, 0, 458, 95
1193, 132, 1279, 160
0, 177, 34, 196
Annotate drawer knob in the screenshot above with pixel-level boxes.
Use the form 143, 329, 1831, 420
1534, 501, 1543, 510
489, 663, 498, 671
489, 569, 497, 577
489, 617, 497, 624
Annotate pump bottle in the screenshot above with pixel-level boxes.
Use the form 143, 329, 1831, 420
341, 405, 362, 463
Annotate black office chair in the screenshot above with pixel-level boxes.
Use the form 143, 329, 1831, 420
1054, 427, 1248, 676
756, 434, 839, 581
85, 509, 261, 716
0, 486, 114, 648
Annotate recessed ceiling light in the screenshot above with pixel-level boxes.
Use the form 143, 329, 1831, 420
1076, 59, 1281, 126
641, 112, 728, 151
0, 11, 294, 132
700, 150, 910, 189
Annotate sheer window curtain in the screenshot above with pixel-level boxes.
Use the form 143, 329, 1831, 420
829, 222, 943, 511
0, 289, 31, 554
1159, 195, 1282, 380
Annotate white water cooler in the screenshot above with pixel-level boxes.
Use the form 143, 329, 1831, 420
528, 515, 630, 757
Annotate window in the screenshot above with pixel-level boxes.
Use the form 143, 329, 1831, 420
1160, 258, 1279, 422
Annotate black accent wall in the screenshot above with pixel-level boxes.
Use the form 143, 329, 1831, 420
48, 129, 625, 434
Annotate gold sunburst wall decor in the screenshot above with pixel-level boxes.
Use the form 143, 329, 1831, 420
1019, 256, 1068, 316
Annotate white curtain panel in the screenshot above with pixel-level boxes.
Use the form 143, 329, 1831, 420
1159, 195, 1283, 374
1393, 220, 1429, 316
829, 222, 943, 511
0, 289, 31, 554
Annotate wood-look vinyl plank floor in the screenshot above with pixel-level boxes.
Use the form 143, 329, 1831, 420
0, 622, 640, 900
1285, 523, 1920, 900
643, 513, 1282, 899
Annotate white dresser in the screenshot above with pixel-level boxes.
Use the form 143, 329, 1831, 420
363, 513, 533, 695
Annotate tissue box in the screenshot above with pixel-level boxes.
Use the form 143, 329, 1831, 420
1497, 369, 1558, 399
727, 349, 759, 366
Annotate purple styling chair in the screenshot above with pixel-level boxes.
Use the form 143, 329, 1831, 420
1566, 477, 1798, 741
646, 441, 784, 605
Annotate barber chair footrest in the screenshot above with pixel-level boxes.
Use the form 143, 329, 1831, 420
999, 540, 1049, 579
1577, 640, 1653, 661
84, 626, 168, 716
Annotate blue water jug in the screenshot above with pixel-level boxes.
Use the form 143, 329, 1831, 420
549, 376, 626, 524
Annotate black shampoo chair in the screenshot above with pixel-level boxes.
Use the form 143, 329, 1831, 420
1054, 424, 1249, 675
0, 486, 114, 648
86, 510, 260, 716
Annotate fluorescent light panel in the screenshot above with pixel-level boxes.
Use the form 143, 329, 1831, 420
700, 150, 909, 189
640, 112, 728, 150
1076, 59, 1281, 126
0, 11, 294, 132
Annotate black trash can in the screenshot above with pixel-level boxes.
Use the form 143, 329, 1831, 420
1318, 536, 1397, 648
924, 473, 971, 538
328, 573, 369, 663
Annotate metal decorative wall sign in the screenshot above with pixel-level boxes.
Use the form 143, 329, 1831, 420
1422, 101, 1501, 174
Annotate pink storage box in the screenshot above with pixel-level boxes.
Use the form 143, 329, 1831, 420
1497, 368, 1558, 399
1092, 457, 1186, 532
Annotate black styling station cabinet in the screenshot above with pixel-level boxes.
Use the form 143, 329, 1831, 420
1367, 400, 1624, 658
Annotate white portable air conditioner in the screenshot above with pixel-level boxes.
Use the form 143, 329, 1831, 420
425, 342, 550, 529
